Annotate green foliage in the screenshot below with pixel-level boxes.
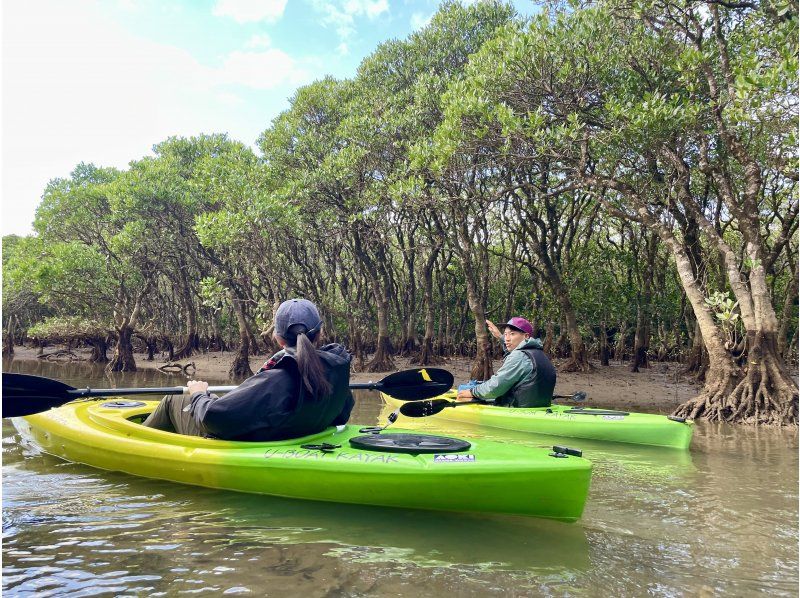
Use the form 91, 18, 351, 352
3, 235, 52, 328
198, 277, 227, 312
28, 316, 109, 342
705, 291, 742, 336
4, 0, 796, 367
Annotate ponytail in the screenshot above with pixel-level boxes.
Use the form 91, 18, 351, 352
287, 324, 332, 400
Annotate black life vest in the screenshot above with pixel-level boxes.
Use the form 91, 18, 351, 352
496, 347, 556, 408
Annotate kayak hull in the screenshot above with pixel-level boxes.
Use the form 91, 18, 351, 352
15, 399, 591, 521
383, 391, 693, 449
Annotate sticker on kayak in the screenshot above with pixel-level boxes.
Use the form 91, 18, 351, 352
602, 415, 625, 421
433, 454, 475, 462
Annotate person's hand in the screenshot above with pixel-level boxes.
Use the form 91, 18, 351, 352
456, 389, 474, 401
186, 380, 209, 395
486, 319, 502, 340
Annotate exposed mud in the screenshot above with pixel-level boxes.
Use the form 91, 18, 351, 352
9, 345, 703, 414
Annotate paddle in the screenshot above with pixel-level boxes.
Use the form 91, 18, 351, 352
399, 392, 586, 418
348, 367, 453, 400
2, 367, 454, 419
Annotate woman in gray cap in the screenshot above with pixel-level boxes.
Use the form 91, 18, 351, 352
455, 317, 556, 408
142, 298, 354, 440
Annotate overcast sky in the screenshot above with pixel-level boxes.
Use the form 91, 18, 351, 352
2, 0, 529, 237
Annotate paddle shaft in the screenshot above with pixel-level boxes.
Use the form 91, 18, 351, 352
65, 385, 238, 399
73, 382, 388, 398
2, 367, 455, 418
80, 382, 560, 398
349, 382, 385, 391
452, 393, 579, 400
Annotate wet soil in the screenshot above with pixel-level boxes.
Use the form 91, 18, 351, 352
12, 345, 702, 414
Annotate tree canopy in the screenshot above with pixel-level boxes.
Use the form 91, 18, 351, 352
3, 0, 797, 423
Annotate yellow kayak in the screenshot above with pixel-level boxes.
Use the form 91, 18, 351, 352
14, 398, 592, 521
383, 391, 693, 449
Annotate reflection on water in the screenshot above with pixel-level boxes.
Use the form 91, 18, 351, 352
3, 358, 798, 596
3, 442, 589, 594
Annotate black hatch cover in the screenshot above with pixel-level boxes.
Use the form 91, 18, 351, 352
349, 433, 470, 454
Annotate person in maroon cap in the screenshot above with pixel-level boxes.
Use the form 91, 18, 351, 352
456, 317, 556, 408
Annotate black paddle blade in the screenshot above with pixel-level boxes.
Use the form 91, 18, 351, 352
379, 368, 453, 400
399, 399, 453, 418
2, 373, 78, 418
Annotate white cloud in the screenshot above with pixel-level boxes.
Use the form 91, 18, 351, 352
336, 42, 350, 56
246, 33, 273, 48
215, 91, 246, 106
220, 50, 310, 89
115, 0, 140, 11
346, 0, 389, 19
310, 0, 389, 40
410, 11, 433, 30
212, 0, 287, 24
1, 0, 304, 236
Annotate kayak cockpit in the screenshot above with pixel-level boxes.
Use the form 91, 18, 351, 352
83, 399, 348, 449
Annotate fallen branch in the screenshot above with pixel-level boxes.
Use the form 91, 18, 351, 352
38, 350, 83, 362
158, 361, 196, 375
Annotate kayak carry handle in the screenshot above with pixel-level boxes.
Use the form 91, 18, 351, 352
552, 445, 583, 458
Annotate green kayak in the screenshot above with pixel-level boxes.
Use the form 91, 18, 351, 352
383, 391, 694, 449
13, 399, 592, 521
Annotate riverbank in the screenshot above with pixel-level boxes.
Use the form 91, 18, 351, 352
7, 345, 702, 414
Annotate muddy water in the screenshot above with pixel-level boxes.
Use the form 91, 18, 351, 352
3, 359, 797, 596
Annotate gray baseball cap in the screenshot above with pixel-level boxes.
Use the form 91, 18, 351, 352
275, 298, 323, 338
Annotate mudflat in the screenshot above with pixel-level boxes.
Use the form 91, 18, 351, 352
10, 345, 702, 414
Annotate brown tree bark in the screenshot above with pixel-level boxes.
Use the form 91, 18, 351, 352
363, 276, 395, 372
630, 232, 657, 372
413, 243, 444, 366
559, 301, 590, 372
106, 278, 154, 373
2, 317, 15, 358
465, 275, 493, 380
543, 321, 555, 357
228, 289, 254, 379
613, 320, 627, 361
656, 204, 796, 424
143, 336, 157, 361
173, 269, 200, 360
510, 186, 593, 372
777, 263, 798, 359
396, 221, 420, 358
599, 321, 610, 366
630, 305, 651, 372
107, 325, 137, 372
445, 204, 493, 379
582, 168, 797, 424
87, 338, 109, 363
107, 295, 144, 372
352, 231, 395, 373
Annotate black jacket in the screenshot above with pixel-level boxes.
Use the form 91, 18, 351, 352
188, 343, 354, 441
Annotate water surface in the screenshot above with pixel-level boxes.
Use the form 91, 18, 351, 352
3, 359, 797, 596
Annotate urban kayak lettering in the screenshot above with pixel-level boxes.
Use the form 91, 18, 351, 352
264, 448, 327, 460
335, 452, 399, 464
263, 448, 399, 463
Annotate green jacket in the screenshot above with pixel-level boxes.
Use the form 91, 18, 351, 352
472, 337, 546, 402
